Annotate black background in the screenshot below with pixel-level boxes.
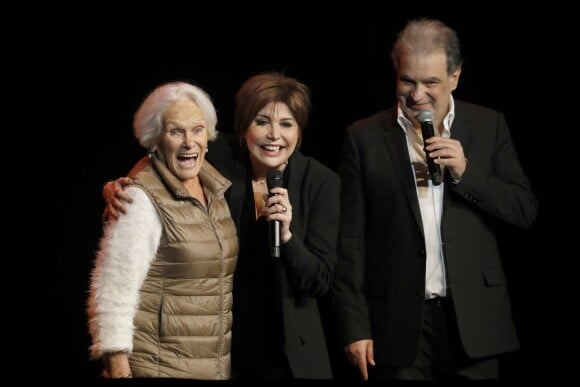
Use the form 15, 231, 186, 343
11, 7, 571, 383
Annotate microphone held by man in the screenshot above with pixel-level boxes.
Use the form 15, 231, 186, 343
417, 110, 442, 186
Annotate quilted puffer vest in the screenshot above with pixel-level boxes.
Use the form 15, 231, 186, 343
129, 155, 238, 379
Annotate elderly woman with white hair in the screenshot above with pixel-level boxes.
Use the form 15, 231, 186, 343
87, 81, 238, 379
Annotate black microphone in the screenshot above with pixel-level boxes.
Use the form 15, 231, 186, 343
417, 110, 442, 186
266, 169, 283, 258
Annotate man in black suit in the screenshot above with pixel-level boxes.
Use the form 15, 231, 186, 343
332, 18, 538, 381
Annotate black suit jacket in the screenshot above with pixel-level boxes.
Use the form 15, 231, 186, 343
332, 100, 538, 367
210, 144, 340, 379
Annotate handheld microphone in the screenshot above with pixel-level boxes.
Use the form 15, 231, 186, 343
417, 110, 442, 186
266, 170, 283, 258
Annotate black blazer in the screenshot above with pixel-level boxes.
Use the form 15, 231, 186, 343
332, 100, 538, 367
210, 144, 340, 379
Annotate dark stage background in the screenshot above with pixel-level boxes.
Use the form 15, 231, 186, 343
12, 7, 571, 383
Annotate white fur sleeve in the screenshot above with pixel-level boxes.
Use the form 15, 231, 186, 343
87, 187, 161, 358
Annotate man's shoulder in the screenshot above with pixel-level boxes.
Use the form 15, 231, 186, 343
349, 108, 395, 130
455, 99, 501, 117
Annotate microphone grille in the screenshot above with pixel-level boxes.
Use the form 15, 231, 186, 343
417, 110, 434, 123
267, 169, 284, 190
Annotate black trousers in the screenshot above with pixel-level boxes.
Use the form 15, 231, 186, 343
369, 297, 499, 381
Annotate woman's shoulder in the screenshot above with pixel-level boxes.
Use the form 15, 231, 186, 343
292, 152, 339, 182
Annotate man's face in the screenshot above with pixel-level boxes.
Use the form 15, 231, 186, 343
396, 50, 461, 129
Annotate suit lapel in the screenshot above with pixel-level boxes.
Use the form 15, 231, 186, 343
441, 100, 472, 215
383, 113, 425, 236
285, 151, 305, 239
449, 101, 472, 152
